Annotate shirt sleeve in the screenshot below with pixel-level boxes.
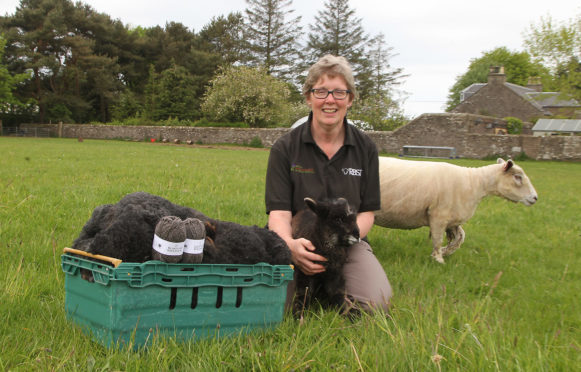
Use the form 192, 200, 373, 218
358, 142, 381, 213
265, 143, 293, 214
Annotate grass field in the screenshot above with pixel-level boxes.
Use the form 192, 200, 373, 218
1, 137, 579, 371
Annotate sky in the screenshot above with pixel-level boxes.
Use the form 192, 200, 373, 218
1, 0, 580, 118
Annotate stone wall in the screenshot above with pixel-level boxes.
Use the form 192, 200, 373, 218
17, 113, 581, 161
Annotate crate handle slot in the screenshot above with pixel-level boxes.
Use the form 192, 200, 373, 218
236, 287, 243, 308
162, 278, 173, 283
63, 247, 123, 268
215, 287, 223, 308
169, 288, 177, 309
225, 268, 239, 272
191, 287, 198, 309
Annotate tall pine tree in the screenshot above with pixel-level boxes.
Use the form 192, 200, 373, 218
349, 32, 408, 130
304, 0, 368, 90
244, 0, 302, 81
365, 33, 406, 99
197, 12, 247, 67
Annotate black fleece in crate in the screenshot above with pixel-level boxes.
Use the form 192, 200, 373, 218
72, 192, 291, 265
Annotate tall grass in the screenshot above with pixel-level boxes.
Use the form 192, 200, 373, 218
1, 137, 579, 371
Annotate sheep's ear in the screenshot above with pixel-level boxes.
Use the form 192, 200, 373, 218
497, 158, 505, 165
337, 197, 353, 214
503, 159, 514, 172
304, 197, 317, 212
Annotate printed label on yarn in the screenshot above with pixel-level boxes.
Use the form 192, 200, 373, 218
184, 239, 204, 254
153, 234, 184, 256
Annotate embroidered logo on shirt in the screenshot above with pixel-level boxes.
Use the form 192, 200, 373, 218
291, 164, 315, 174
342, 168, 362, 176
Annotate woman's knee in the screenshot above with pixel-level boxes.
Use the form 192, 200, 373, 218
343, 241, 393, 312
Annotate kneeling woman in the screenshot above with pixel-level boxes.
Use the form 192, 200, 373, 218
265, 54, 393, 313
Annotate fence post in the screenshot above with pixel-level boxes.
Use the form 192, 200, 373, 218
0, 119, 2, 136
58, 121, 63, 138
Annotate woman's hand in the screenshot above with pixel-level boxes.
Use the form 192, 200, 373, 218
268, 210, 326, 275
288, 238, 327, 275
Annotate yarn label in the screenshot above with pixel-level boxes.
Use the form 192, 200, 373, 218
184, 238, 204, 254
152, 235, 184, 256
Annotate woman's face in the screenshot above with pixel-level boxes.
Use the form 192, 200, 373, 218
306, 74, 353, 132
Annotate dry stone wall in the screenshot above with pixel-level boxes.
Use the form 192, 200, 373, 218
17, 113, 581, 161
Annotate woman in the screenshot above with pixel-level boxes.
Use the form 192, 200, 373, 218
265, 55, 392, 313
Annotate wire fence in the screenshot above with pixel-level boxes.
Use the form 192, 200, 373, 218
1, 126, 53, 138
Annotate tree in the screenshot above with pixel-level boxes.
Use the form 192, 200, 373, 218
523, 14, 581, 101
445, 47, 549, 111
304, 0, 368, 89
2, 0, 74, 122
201, 66, 293, 127
244, 0, 302, 80
135, 22, 219, 120
349, 33, 408, 130
1, 0, 127, 123
156, 62, 200, 120
523, 14, 580, 73
0, 34, 29, 111
365, 34, 406, 97
197, 12, 247, 66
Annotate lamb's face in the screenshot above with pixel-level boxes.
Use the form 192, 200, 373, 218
327, 198, 360, 246
304, 197, 360, 247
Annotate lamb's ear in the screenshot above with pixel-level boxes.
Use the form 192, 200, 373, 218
305, 197, 329, 217
497, 158, 505, 165
503, 159, 514, 172
304, 197, 317, 212
337, 197, 353, 214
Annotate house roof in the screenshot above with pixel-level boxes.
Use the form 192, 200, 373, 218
460, 83, 485, 100
504, 83, 546, 112
526, 92, 581, 108
532, 119, 581, 133
460, 81, 580, 112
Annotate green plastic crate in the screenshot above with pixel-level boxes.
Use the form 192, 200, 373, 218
61, 252, 294, 348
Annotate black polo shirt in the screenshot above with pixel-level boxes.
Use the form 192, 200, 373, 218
265, 114, 380, 215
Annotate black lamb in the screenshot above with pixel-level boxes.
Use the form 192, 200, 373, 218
71, 192, 291, 266
291, 197, 360, 313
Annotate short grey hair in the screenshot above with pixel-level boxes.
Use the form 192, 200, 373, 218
302, 55, 357, 100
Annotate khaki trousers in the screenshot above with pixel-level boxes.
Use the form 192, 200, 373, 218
286, 240, 392, 313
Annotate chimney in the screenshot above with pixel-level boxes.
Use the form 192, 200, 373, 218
488, 66, 506, 85
527, 76, 543, 92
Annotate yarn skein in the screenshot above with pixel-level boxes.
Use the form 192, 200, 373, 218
152, 216, 186, 263
181, 218, 206, 263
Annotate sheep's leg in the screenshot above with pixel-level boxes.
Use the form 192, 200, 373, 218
443, 226, 465, 256
428, 223, 447, 264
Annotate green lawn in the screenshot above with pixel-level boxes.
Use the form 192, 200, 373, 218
1, 137, 579, 371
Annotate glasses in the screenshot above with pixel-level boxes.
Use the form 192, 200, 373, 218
310, 88, 351, 100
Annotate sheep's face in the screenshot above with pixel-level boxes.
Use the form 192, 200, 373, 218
305, 197, 360, 246
496, 159, 538, 206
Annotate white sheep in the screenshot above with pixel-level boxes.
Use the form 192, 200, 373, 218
374, 157, 538, 263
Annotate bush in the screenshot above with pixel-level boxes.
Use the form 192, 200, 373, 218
201, 66, 294, 128
193, 118, 249, 128
247, 136, 263, 148
349, 96, 409, 131
505, 117, 523, 134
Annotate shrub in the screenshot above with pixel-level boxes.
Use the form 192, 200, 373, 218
201, 66, 293, 128
193, 118, 249, 128
505, 116, 523, 134
248, 136, 263, 148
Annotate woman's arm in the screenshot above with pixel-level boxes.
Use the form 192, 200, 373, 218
357, 211, 375, 239
268, 210, 327, 275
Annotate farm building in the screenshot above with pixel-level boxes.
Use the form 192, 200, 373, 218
451, 66, 581, 122
531, 119, 581, 137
